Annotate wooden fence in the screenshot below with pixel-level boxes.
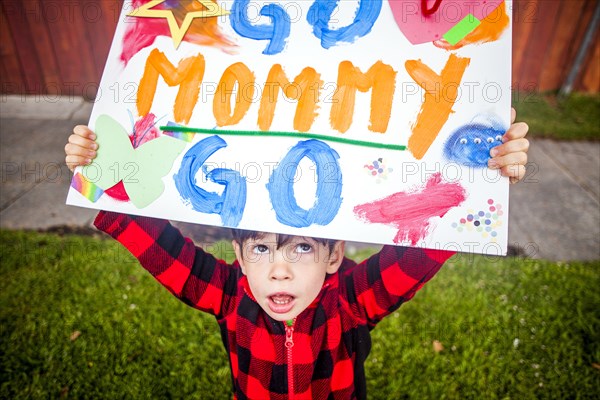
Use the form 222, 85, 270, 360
1, 0, 598, 99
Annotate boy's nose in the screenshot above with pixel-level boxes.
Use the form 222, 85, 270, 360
269, 255, 293, 280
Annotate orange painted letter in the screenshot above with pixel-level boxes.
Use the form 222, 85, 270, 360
213, 62, 255, 127
405, 54, 470, 159
137, 49, 205, 124
258, 64, 322, 132
330, 61, 397, 134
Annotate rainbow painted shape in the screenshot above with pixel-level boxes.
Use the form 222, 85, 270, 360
388, 0, 504, 44
71, 173, 104, 202
163, 122, 197, 142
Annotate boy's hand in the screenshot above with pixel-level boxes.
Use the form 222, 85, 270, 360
488, 108, 530, 184
65, 125, 98, 173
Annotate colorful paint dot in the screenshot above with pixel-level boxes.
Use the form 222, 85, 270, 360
476, 226, 483, 232
491, 231, 498, 237
496, 204, 502, 210
467, 214, 474, 221
490, 206, 496, 212
378, 168, 383, 173
460, 218, 466, 224
474, 220, 480, 227
452, 222, 458, 228
498, 211, 504, 216
482, 233, 488, 238
372, 171, 377, 176
485, 226, 492, 232
488, 199, 494, 205
457, 227, 463, 232
485, 219, 491, 225
478, 211, 485, 217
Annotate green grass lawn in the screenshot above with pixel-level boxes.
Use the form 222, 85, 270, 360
513, 92, 600, 141
1, 230, 598, 399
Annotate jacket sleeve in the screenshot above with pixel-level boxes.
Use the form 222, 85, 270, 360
341, 245, 455, 328
94, 211, 238, 319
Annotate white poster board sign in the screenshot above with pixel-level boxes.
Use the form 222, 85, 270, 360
67, 0, 513, 255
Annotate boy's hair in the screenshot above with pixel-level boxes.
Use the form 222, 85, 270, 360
231, 229, 339, 254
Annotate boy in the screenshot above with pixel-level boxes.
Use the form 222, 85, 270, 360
65, 110, 529, 399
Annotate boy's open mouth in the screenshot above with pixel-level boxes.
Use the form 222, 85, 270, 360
267, 293, 296, 314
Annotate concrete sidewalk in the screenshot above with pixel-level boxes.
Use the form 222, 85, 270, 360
1, 95, 598, 261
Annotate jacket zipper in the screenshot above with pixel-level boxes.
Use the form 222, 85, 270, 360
285, 319, 295, 399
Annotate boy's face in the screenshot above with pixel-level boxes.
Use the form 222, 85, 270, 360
233, 234, 345, 322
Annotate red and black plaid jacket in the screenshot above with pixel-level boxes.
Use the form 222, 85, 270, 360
95, 211, 454, 399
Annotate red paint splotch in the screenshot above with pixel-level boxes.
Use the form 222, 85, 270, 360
132, 113, 160, 148
354, 173, 466, 245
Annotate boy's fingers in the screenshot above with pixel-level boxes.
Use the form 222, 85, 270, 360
65, 155, 92, 172
73, 125, 96, 140
64, 142, 97, 161
504, 121, 529, 141
490, 138, 529, 158
488, 151, 528, 170
68, 133, 98, 151
511, 107, 516, 124
503, 164, 526, 184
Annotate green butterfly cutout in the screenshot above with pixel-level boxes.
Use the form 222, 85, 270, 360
82, 114, 187, 209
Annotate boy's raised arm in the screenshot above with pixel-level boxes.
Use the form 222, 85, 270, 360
344, 108, 529, 327
66, 127, 238, 319
341, 246, 454, 327
93, 211, 238, 319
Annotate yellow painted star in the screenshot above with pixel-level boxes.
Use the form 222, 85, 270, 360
128, 0, 230, 49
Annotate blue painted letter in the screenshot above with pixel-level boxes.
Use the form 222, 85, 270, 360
230, 0, 291, 55
307, 0, 382, 49
267, 140, 342, 228
174, 136, 247, 227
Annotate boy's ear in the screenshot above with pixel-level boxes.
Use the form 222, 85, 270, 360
232, 240, 247, 275
326, 241, 345, 274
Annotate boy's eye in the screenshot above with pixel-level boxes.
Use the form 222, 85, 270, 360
296, 243, 313, 253
252, 244, 269, 254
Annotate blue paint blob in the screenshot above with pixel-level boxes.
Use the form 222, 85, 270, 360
174, 136, 247, 227
230, 0, 291, 55
307, 0, 382, 49
267, 140, 343, 228
444, 123, 505, 168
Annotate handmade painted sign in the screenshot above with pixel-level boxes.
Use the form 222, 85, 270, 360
67, 0, 513, 255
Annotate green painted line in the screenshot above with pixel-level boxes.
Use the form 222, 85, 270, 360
160, 126, 408, 151
443, 14, 481, 45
